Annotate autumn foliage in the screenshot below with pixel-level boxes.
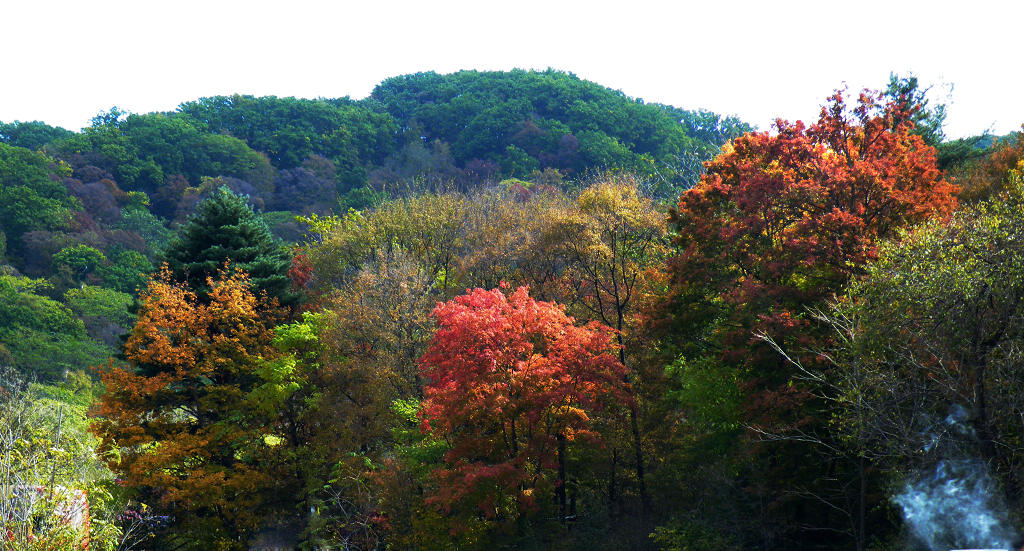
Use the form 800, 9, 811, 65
655, 88, 963, 550
62, 78, 1008, 549
668, 90, 958, 372
419, 286, 629, 522
92, 266, 285, 547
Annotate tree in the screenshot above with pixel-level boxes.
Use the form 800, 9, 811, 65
163, 186, 298, 308
51, 244, 107, 285
369, 69, 726, 199
419, 286, 629, 534
0, 120, 74, 150
540, 176, 669, 512
303, 192, 470, 294
177, 94, 400, 174
0, 275, 109, 381
884, 72, 948, 147
100, 246, 154, 293
656, 107, 755, 192
832, 171, 1024, 506
748, 174, 1024, 549
953, 131, 1024, 202
0, 143, 79, 257
296, 189, 599, 545
304, 186, 574, 303
287, 255, 439, 548
661, 89, 958, 548
668, 89, 957, 381
92, 266, 289, 549
63, 285, 134, 346
271, 157, 340, 214
50, 112, 273, 201
64, 176, 126, 224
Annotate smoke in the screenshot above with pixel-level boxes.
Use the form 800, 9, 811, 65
893, 405, 1013, 551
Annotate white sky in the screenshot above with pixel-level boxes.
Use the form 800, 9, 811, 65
2, 0, 1018, 139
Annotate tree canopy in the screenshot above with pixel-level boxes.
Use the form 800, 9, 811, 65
420, 285, 629, 531
7, 70, 1024, 550
163, 186, 298, 307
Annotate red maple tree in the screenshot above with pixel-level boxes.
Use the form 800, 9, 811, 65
668, 89, 958, 378
658, 87, 961, 551
419, 286, 629, 524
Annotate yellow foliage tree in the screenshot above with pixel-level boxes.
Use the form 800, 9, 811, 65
92, 266, 289, 550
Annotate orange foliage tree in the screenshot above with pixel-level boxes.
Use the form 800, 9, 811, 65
668, 89, 958, 382
661, 89, 960, 549
419, 286, 629, 529
91, 266, 289, 549
954, 131, 1024, 202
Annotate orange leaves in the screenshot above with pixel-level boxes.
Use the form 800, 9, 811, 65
91, 263, 283, 540
662, 88, 964, 443
107, 268, 277, 404
670, 89, 958, 361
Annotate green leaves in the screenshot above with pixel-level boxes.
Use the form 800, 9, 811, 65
0, 143, 78, 249
163, 186, 297, 307
0, 275, 111, 380
370, 69, 741, 198
249, 313, 325, 415
52, 244, 107, 281
177, 94, 400, 173
64, 285, 133, 326
50, 112, 273, 214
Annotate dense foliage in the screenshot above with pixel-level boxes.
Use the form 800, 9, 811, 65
658, 89, 960, 550
163, 186, 298, 307
93, 267, 289, 549
6, 70, 1024, 550
420, 286, 629, 532
370, 70, 750, 197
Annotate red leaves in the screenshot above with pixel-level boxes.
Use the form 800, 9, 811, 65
666, 88, 959, 404
288, 246, 313, 291
671, 90, 957, 354
419, 286, 628, 516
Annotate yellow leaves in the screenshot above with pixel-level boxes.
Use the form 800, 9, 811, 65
92, 262, 285, 534
577, 178, 667, 240
576, 175, 660, 229
263, 434, 284, 446
540, 176, 669, 340
121, 265, 276, 376
552, 405, 590, 431
720, 140, 736, 157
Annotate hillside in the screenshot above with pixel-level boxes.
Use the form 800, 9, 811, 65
4, 70, 1020, 551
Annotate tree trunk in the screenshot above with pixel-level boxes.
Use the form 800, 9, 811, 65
557, 432, 567, 524
857, 453, 866, 551
629, 404, 647, 511
608, 448, 617, 518
617, 328, 648, 512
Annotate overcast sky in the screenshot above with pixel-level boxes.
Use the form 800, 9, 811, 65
3, 0, 1017, 138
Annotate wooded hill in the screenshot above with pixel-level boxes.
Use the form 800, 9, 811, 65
0, 70, 1016, 551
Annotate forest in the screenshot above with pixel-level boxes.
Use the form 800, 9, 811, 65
0, 68, 1016, 550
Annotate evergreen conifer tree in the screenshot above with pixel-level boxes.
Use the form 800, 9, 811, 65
164, 186, 298, 307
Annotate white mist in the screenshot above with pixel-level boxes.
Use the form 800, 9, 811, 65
894, 457, 1012, 550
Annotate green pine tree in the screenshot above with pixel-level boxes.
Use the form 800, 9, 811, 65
164, 186, 298, 308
